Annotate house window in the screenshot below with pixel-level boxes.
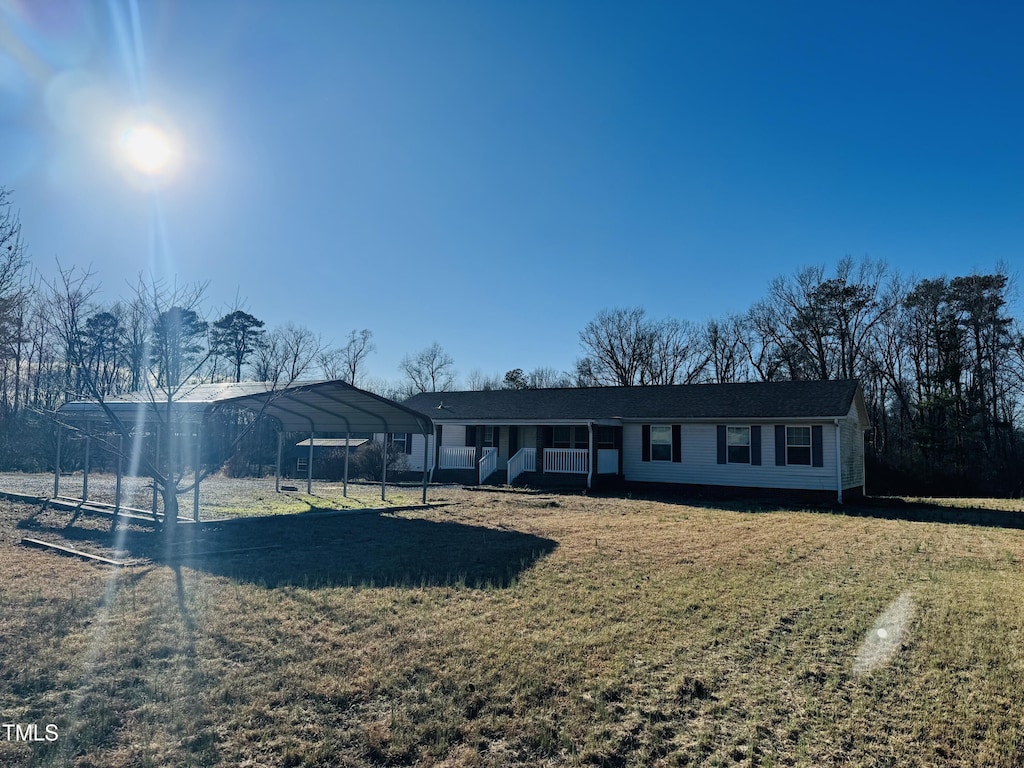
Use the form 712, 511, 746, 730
596, 426, 616, 449
482, 426, 499, 448
650, 425, 672, 461
786, 426, 811, 465
389, 433, 407, 453
553, 426, 589, 449
296, 457, 308, 475
727, 426, 750, 464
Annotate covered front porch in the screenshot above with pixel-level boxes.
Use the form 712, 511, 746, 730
434, 422, 622, 488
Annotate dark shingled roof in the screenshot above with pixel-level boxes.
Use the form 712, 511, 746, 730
404, 380, 861, 422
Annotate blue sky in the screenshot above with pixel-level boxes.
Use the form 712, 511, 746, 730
2, 1, 1021, 385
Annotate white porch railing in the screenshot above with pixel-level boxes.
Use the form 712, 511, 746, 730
478, 447, 498, 484
544, 448, 590, 474
440, 446, 476, 470
507, 447, 536, 484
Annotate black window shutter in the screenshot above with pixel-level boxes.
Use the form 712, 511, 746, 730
751, 425, 762, 465
543, 426, 553, 447
812, 425, 824, 467
672, 424, 681, 463
775, 425, 786, 466
716, 425, 727, 464
465, 425, 476, 447
509, 426, 518, 455
641, 424, 651, 462
405, 433, 412, 454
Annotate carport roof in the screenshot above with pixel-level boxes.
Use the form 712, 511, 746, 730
57, 380, 434, 435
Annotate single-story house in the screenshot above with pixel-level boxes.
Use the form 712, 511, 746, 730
388, 379, 868, 502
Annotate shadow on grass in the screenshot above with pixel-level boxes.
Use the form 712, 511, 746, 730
18, 508, 559, 589
561, 486, 1024, 531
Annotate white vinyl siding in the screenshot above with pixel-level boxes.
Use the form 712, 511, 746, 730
623, 422, 837, 491
399, 433, 435, 471
840, 401, 865, 490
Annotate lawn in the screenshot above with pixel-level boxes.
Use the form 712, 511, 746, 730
0, 483, 1022, 767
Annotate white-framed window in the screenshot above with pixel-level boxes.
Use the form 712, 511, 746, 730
296, 457, 308, 474
651, 425, 672, 461
389, 433, 407, 452
482, 426, 498, 448
786, 426, 811, 465
596, 426, 616, 449
553, 426, 588, 449
727, 426, 750, 464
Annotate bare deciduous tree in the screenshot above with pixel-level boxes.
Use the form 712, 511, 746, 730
253, 323, 323, 385
400, 342, 456, 393
320, 329, 375, 385
577, 307, 710, 386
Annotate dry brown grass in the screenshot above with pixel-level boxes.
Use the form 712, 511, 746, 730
1, 482, 1023, 767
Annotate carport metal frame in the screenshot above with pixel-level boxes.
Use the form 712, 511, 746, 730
54, 380, 436, 519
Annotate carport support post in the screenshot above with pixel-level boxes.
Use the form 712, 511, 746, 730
152, 425, 160, 515
83, 427, 91, 502
307, 431, 314, 495
421, 433, 429, 503
115, 434, 123, 514
275, 432, 283, 493
53, 427, 61, 498
381, 435, 387, 502
193, 425, 202, 522
343, 432, 350, 498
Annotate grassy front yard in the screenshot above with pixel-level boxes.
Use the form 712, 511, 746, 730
1, 486, 1022, 766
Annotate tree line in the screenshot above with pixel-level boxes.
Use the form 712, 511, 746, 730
1, 187, 1022, 495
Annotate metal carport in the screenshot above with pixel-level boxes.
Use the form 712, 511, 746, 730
55, 380, 436, 518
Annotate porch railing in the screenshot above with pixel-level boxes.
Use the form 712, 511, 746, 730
507, 447, 536, 484
439, 446, 476, 470
543, 448, 590, 474
478, 447, 498, 484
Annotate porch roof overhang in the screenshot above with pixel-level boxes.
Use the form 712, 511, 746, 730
57, 380, 435, 436
431, 417, 622, 427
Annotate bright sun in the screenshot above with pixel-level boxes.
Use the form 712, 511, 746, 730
121, 123, 175, 176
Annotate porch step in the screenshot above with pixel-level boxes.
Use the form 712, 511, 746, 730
481, 469, 508, 486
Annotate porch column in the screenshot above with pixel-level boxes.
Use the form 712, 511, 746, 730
587, 422, 594, 490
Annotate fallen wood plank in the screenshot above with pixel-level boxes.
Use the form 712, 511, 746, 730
21, 537, 127, 566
